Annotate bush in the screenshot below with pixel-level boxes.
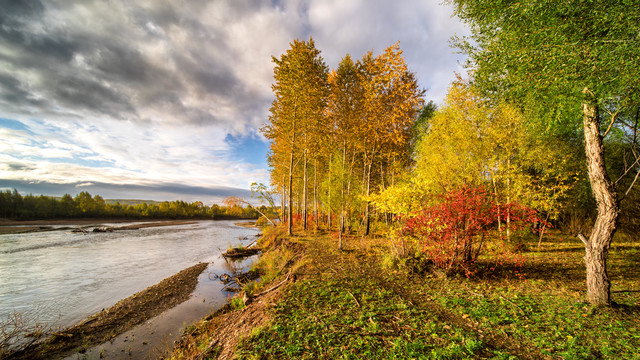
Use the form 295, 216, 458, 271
399, 186, 545, 275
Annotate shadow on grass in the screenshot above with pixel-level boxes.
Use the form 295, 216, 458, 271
534, 246, 584, 253
471, 259, 585, 283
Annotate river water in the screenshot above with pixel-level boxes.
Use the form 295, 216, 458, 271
0, 220, 259, 339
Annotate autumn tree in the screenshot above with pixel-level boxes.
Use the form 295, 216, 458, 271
262, 38, 329, 235
325, 54, 365, 247
371, 81, 575, 247
358, 43, 424, 235
452, 0, 640, 305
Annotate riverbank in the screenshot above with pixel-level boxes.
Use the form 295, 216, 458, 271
170, 228, 640, 359
7, 263, 208, 359
0, 219, 196, 235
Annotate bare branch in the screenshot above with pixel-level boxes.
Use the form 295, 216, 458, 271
624, 167, 640, 198
602, 110, 619, 138
577, 233, 589, 246
615, 155, 640, 184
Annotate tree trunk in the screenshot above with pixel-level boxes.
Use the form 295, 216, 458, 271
339, 145, 346, 250
288, 145, 294, 236
581, 88, 620, 306
281, 174, 286, 226
491, 176, 502, 235
339, 204, 344, 250
328, 154, 332, 230
380, 162, 389, 227
303, 150, 308, 231
364, 161, 372, 236
506, 157, 511, 241
314, 158, 318, 231
462, 217, 472, 262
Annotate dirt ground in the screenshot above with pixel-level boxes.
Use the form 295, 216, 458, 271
8, 262, 208, 360
183, 286, 283, 360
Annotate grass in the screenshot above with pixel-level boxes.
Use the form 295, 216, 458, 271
171, 228, 640, 359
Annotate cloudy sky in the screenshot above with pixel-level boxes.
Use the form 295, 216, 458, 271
0, 0, 469, 204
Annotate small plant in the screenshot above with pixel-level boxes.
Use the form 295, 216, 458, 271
0, 312, 49, 358
229, 296, 245, 310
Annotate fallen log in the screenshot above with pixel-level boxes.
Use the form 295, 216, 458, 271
222, 247, 261, 259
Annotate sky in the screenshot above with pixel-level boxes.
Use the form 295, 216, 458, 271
0, 0, 469, 204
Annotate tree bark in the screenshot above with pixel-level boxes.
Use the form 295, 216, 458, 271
288, 138, 295, 236
506, 157, 511, 241
303, 150, 308, 231
364, 161, 372, 236
328, 154, 332, 230
288, 154, 294, 235
581, 88, 620, 306
314, 158, 318, 231
281, 175, 286, 226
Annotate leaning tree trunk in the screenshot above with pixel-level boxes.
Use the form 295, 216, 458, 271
580, 88, 620, 306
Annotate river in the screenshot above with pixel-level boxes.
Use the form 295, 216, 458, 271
0, 220, 259, 353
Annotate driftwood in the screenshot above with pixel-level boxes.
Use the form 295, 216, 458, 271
222, 247, 261, 259
210, 270, 261, 292
251, 272, 291, 298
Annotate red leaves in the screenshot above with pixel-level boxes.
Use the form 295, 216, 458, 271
400, 185, 547, 275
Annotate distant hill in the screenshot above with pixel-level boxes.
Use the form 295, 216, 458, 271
105, 199, 163, 206
1, 179, 256, 205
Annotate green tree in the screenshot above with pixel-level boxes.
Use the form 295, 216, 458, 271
452, 0, 640, 305
74, 192, 95, 216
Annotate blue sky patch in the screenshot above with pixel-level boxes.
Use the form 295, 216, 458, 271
225, 134, 269, 167
0, 118, 30, 131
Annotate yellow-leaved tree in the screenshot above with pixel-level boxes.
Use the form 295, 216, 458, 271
372, 80, 576, 248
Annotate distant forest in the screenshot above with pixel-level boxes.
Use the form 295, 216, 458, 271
0, 189, 264, 220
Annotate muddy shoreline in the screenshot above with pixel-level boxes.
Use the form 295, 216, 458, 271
0, 219, 197, 235
9, 263, 208, 360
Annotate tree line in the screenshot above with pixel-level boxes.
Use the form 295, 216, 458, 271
0, 190, 263, 220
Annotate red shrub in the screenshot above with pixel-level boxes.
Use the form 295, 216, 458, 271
400, 186, 545, 275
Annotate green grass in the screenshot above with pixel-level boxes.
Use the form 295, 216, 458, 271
237, 275, 488, 359
425, 233, 640, 359
169, 228, 639, 359
234, 231, 640, 359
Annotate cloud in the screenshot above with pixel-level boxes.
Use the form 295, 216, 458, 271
0, 0, 469, 201
307, 0, 469, 102
75, 182, 94, 188
0, 179, 255, 205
